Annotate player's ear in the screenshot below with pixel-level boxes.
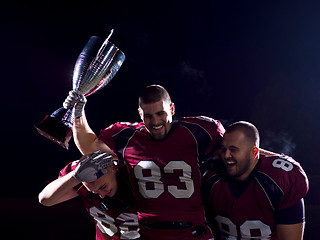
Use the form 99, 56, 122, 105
252, 147, 259, 159
170, 102, 175, 116
138, 107, 143, 120
109, 164, 117, 173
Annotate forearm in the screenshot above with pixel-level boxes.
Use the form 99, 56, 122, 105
38, 172, 80, 207
73, 113, 100, 155
73, 113, 116, 156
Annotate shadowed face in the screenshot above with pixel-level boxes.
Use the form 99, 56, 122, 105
82, 165, 118, 198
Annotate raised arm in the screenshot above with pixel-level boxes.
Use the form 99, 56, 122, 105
63, 90, 114, 155
39, 151, 114, 207
73, 113, 113, 155
38, 172, 79, 207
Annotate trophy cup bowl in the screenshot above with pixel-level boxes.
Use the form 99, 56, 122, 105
35, 32, 125, 149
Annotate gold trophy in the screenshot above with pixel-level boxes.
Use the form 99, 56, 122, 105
35, 30, 125, 149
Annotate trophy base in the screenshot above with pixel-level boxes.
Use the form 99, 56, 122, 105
35, 115, 72, 150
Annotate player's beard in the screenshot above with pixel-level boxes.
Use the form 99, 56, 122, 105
147, 121, 172, 141
149, 124, 167, 140
225, 152, 252, 181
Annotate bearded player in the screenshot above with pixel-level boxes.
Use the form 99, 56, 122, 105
39, 151, 139, 240
202, 121, 309, 240
63, 84, 225, 239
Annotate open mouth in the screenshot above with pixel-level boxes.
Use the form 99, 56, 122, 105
152, 125, 163, 130
225, 160, 237, 168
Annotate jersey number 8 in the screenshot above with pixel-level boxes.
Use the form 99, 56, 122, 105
272, 158, 293, 172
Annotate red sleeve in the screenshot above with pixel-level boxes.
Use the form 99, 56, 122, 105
58, 160, 79, 178
206, 119, 225, 155
261, 155, 309, 210
278, 157, 309, 210
98, 122, 144, 153
184, 116, 225, 155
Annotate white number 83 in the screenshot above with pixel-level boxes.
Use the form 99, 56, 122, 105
134, 160, 195, 199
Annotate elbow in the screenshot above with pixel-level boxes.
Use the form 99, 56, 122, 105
38, 192, 53, 207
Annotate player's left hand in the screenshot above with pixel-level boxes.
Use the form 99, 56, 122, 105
73, 150, 114, 183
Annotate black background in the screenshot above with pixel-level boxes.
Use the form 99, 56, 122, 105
1, 1, 319, 239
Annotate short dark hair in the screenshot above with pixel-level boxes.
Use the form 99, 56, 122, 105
138, 84, 171, 106
226, 121, 260, 147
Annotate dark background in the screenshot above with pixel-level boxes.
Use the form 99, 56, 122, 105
1, 1, 319, 239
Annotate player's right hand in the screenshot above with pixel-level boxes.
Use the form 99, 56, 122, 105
63, 90, 87, 118
73, 150, 114, 183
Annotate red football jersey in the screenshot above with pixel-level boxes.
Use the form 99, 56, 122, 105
59, 161, 140, 240
99, 116, 225, 240
202, 154, 309, 240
